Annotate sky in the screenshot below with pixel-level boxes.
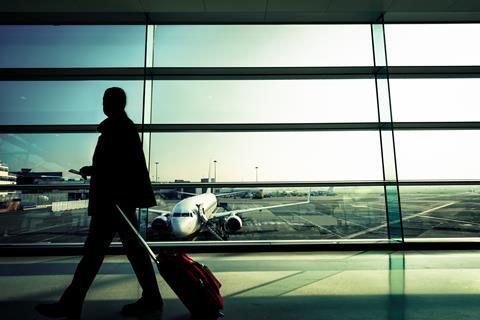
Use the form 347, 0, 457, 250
1, 24, 480, 182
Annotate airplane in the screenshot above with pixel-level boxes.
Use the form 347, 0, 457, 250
148, 188, 311, 240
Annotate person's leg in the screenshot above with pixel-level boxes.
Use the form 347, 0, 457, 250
117, 206, 162, 301
36, 214, 115, 318
116, 206, 162, 316
60, 214, 115, 306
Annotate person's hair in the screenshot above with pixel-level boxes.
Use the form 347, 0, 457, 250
104, 87, 127, 110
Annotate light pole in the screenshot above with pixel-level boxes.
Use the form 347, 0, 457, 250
155, 162, 159, 183
213, 160, 217, 182
255, 166, 258, 182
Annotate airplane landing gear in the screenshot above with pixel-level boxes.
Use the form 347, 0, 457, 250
203, 220, 229, 241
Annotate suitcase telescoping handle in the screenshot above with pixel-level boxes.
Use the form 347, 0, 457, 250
115, 204, 160, 264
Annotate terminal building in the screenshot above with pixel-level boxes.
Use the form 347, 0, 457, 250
2, 1, 480, 319
0, 163, 16, 186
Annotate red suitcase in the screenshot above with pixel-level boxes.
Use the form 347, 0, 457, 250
156, 250, 224, 319
115, 205, 224, 319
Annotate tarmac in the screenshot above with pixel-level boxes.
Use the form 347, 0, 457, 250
1, 190, 480, 243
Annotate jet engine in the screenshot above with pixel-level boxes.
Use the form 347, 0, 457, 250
224, 215, 242, 232
151, 215, 171, 232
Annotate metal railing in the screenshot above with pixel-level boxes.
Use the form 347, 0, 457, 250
3, 180, 480, 192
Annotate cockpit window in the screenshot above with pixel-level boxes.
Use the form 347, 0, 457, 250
173, 211, 193, 218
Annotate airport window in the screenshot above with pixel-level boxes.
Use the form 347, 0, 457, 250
400, 185, 480, 239
154, 25, 374, 67
0, 81, 144, 125
389, 79, 480, 122
2, 23, 480, 246
0, 134, 98, 177
385, 24, 480, 66
149, 132, 384, 182
0, 25, 145, 68
152, 80, 378, 124
395, 131, 480, 181
149, 186, 388, 242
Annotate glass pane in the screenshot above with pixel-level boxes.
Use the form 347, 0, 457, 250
0, 81, 144, 125
149, 132, 383, 182
0, 185, 388, 244
390, 79, 480, 122
401, 185, 480, 239
0, 134, 98, 177
154, 25, 373, 67
0, 187, 91, 244
152, 79, 378, 123
0, 25, 145, 68
146, 186, 387, 242
0, 133, 97, 244
395, 131, 480, 180
386, 24, 480, 66
0, 130, 148, 245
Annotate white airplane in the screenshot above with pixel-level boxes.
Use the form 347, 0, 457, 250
149, 188, 311, 240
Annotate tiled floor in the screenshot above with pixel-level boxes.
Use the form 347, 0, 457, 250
1, 251, 480, 319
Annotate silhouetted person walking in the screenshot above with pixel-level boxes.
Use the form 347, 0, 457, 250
36, 87, 162, 319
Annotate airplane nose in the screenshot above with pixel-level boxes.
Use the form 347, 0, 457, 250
171, 219, 190, 238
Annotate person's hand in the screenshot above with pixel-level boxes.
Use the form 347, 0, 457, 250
79, 166, 92, 180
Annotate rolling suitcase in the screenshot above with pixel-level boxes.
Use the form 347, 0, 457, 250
115, 205, 224, 319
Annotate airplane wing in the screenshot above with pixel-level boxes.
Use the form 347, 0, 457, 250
176, 191, 198, 196
212, 194, 310, 219
148, 208, 171, 215
214, 191, 246, 197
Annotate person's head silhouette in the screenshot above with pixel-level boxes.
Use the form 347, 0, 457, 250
103, 87, 126, 118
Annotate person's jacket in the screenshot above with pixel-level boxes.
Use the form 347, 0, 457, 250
87, 113, 156, 216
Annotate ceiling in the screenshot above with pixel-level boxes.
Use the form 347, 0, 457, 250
1, 0, 480, 24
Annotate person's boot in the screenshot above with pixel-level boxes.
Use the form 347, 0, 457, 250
121, 296, 164, 317
35, 302, 81, 319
